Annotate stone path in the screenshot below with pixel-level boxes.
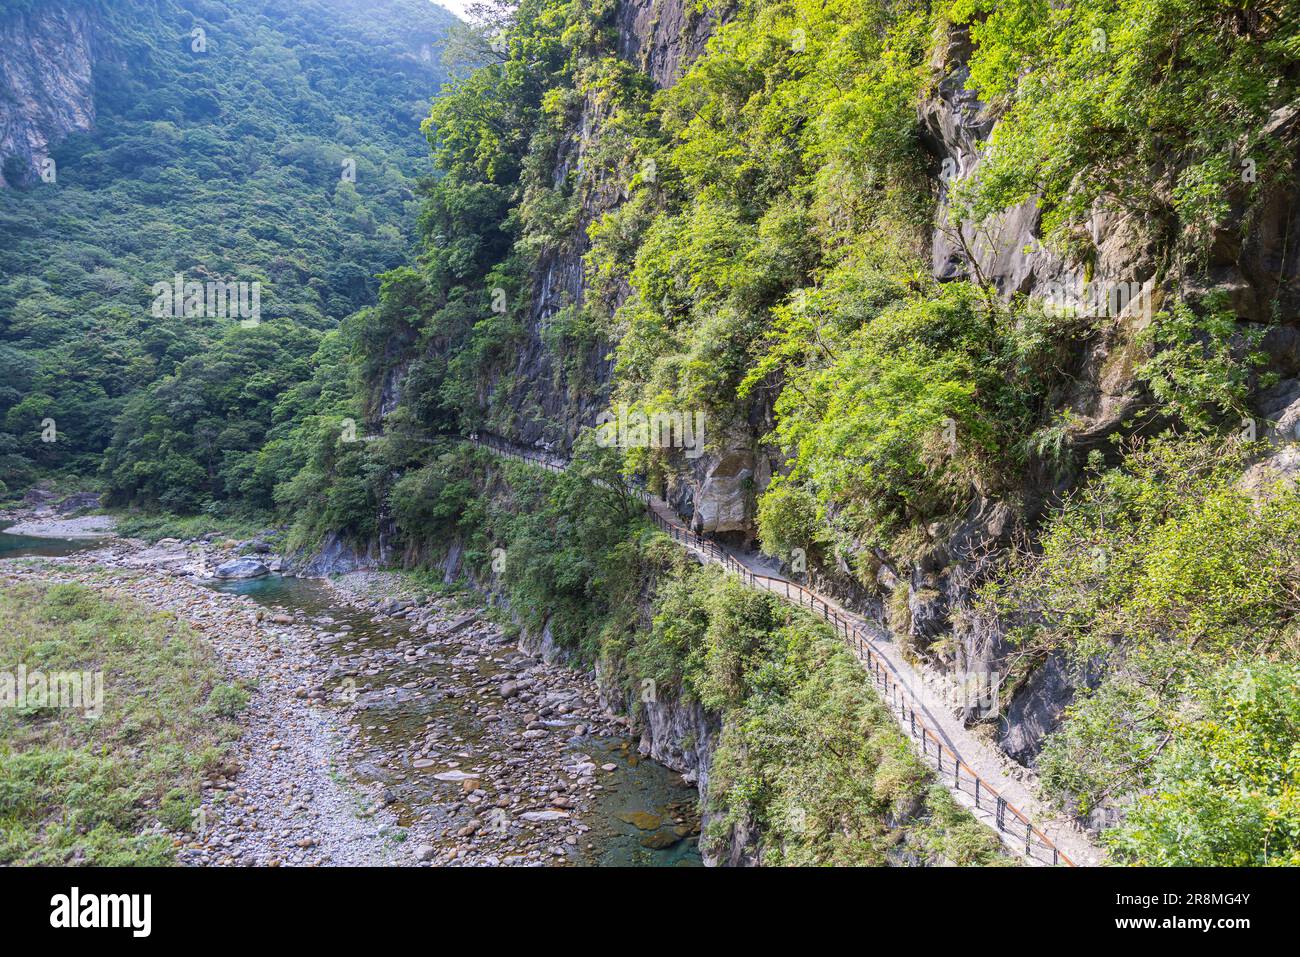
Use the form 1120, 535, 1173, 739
674, 519, 1102, 866
474, 435, 1104, 866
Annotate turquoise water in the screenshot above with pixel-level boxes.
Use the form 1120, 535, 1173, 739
205, 573, 292, 600
575, 739, 704, 867
0, 531, 96, 560
206, 572, 703, 867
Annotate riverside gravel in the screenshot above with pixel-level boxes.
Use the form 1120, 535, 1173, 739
1, 539, 656, 867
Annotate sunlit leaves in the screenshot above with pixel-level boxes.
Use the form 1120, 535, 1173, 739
948, 0, 1299, 251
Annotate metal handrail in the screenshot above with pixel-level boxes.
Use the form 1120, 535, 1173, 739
467, 433, 1074, 866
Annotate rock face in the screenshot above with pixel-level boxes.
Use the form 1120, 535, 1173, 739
909, 24, 1300, 765
478, 0, 724, 453
921, 26, 1158, 307
691, 447, 753, 535
920, 23, 1159, 466
486, 11, 1300, 772
635, 694, 718, 794
904, 29, 1164, 761
1239, 382, 1300, 495
998, 653, 1081, 764
0, 2, 100, 187
615, 0, 721, 90
296, 531, 384, 577
54, 491, 102, 515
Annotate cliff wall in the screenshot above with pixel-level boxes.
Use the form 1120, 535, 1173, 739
0, 1, 99, 187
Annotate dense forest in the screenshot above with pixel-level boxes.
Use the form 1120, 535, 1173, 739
0, 0, 457, 509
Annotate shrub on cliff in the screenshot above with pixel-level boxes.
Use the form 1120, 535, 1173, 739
641, 565, 1006, 865
984, 434, 1300, 863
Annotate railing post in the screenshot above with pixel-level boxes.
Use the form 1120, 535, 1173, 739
996, 797, 1006, 832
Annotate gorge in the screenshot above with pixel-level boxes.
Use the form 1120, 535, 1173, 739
2, 0, 1299, 870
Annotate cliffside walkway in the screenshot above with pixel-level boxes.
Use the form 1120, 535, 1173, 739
468, 434, 1102, 867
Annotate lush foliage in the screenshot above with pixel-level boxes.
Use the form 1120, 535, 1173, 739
10, 0, 1299, 869
348, 0, 1298, 867
643, 566, 1005, 865
385, 437, 659, 659
0, 580, 241, 865
378, 437, 1004, 863
0, 0, 456, 505
948, 0, 1300, 261
596, 0, 940, 472
1108, 661, 1300, 866
983, 436, 1300, 864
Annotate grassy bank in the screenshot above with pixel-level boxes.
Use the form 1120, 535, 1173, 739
111, 509, 274, 545
0, 579, 244, 865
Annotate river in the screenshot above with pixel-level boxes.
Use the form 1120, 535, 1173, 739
2, 532, 702, 867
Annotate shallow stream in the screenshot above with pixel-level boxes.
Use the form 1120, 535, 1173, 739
206, 573, 702, 866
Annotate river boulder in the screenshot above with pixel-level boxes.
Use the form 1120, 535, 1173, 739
215, 557, 270, 579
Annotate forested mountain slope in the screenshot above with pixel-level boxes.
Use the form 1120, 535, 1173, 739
5, 0, 1300, 866
0, 0, 457, 505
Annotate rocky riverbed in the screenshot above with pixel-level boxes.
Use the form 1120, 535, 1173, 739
0, 513, 116, 538
0, 536, 701, 867
0, 487, 112, 538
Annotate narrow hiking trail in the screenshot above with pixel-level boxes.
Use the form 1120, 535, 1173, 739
471, 434, 1104, 867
